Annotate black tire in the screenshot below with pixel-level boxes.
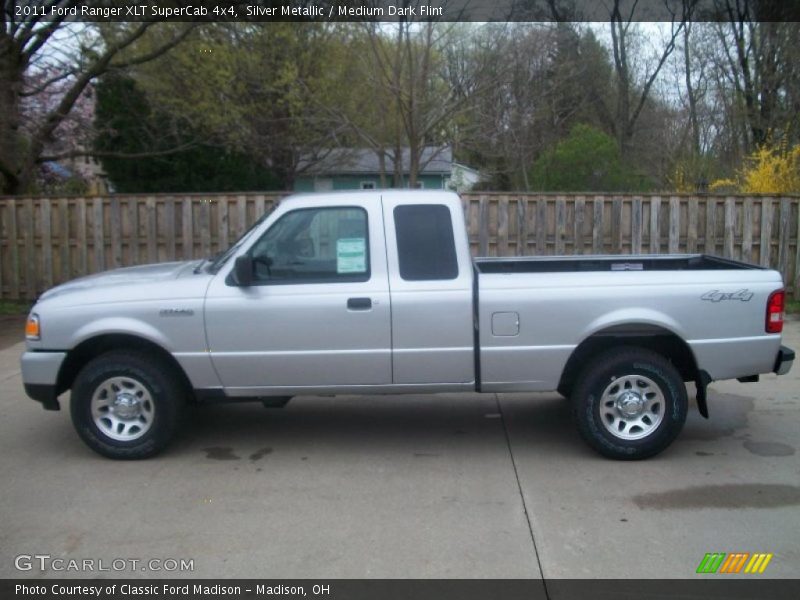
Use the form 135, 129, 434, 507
571, 346, 688, 460
70, 351, 184, 459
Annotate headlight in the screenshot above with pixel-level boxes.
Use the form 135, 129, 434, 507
25, 313, 40, 340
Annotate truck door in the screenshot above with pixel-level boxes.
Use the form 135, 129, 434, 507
381, 195, 475, 385
204, 196, 392, 393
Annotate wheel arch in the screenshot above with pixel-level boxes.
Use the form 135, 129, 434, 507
56, 333, 194, 401
558, 323, 700, 396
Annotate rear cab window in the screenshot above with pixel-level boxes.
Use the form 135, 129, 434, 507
394, 204, 459, 281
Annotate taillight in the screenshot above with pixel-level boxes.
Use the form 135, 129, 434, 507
766, 290, 784, 334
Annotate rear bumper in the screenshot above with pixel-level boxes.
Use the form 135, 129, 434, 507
774, 345, 795, 376
21, 350, 66, 411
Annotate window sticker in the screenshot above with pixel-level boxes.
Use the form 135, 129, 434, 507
336, 238, 366, 273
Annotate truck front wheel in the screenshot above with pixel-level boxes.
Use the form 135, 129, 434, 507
70, 351, 183, 459
571, 347, 687, 460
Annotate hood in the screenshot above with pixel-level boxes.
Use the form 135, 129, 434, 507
38, 261, 201, 302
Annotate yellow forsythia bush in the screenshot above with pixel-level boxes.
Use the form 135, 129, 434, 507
711, 143, 800, 194
741, 145, 800, 193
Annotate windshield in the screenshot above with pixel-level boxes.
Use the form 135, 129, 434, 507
208, 203, 278, 273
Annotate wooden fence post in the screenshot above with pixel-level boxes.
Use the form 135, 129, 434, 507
611, 196, 623, 254
555, 196, 566, 255
668, 196, 680, 254
182, 198, 193, 260
236, 195, 247, 239
8, 199, 20, 299
41, 199, 53, 290
687, 197, 698, 254
218, 197, 229, 252
128, 197, 139, 265
778, 198, 790, 284
110, 197, 122, 268
77, 198, 87, 276
200, 198, 211, 259
165, 197, 176, 261
631, 196, 642, 254
760, 198, 772, 267
497, 195, 509, 256
724, 197, 736, 258
24, 198, 36, 299
705, 197, 717, 256
592, 196, 603, 254
650, 195, 661, 253
574, 195, 586, 255
742, 198, 753, 263
93, 198, 104, 275
146, 196, 157, 263
479, 195, 489, 256
60, 198, 70, 281
516, 197, 527, 256
536, 198, 547, 255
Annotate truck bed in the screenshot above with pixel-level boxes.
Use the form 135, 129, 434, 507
474, 253, 781, 393
474, 254, 763, 274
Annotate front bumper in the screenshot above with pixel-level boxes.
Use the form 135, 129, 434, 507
774, 345, 795, 376
21, 350, 67, 411
24, 383, 60, 410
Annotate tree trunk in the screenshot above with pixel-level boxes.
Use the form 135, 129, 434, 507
408, 140, 419, 188
393, 143, 403, 188
610, 14, 631, 158
378, 149, 387, 188
0, 33, 28, 194
756, 22, 779, 145
683, 25, 701, 157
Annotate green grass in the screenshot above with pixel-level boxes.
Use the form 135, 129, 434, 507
0, 301, 31, 316
787, 299, 800, 315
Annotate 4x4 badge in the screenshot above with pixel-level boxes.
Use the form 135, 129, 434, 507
701, 289, 754, 302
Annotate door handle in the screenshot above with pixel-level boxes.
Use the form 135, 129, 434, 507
347, 297, 372, 310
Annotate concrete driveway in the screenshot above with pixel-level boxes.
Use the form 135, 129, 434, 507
1, 321, 798, 580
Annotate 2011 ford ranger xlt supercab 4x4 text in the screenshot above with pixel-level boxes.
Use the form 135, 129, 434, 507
21, 191, 794, 460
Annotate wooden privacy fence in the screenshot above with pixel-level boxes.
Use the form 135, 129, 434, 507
1, 192, 799, 301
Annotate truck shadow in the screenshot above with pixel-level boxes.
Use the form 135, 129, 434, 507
172, 389, 763, 460
174, 393, 577, 459
39, 388, 766, 461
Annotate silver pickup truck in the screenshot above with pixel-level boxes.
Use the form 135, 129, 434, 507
21, 191, 794, 460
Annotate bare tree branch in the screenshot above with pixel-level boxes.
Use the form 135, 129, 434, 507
110, 26, 194, 70
38, 140, 203, 162
20, 66, 76, 96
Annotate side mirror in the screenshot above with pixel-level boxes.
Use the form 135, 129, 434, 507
234, 255, 254, 286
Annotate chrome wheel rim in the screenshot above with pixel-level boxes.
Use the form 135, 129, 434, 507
599, 374, 664, 440
90, 376, 154, 442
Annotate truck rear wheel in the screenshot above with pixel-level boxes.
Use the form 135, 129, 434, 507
571, 347, 687, 460
70, 351, 183, 459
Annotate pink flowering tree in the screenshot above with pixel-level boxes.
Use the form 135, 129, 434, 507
1, 2, 193, 194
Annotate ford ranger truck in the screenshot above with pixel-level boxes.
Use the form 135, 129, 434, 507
21, 191, 794, 460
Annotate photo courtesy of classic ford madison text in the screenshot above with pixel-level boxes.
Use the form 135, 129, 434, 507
20, 190, 794, 460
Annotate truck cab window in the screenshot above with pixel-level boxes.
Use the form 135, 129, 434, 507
249, 207, 369, 283
394, 204, 458, 281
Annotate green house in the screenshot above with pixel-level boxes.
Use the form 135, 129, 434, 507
294, 147, 478, 193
